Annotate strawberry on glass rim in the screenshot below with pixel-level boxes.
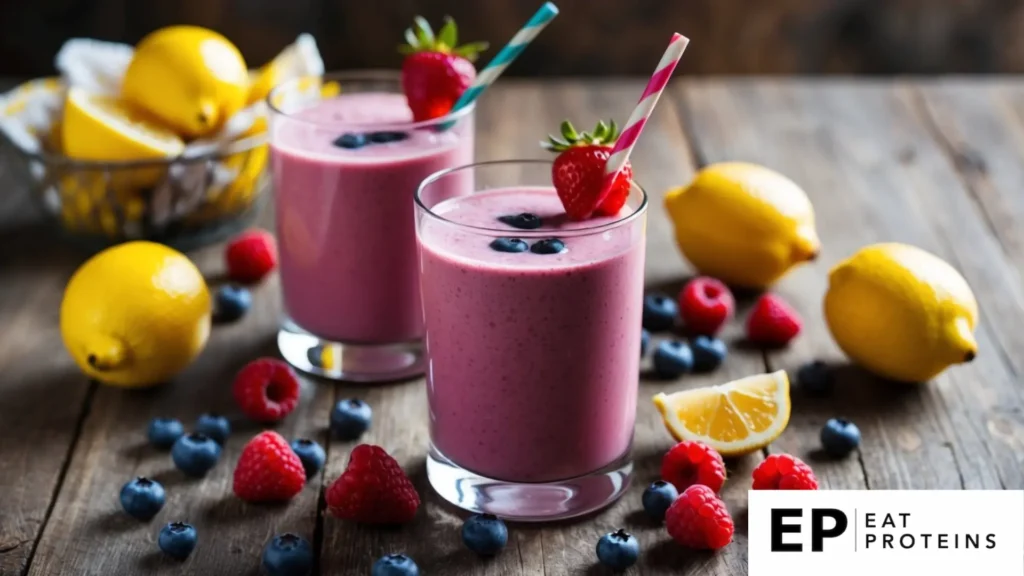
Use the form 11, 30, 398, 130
542, 120, 634, 221
399, 16, 488, 122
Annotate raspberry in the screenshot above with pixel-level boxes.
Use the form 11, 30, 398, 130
665, 485, 734, 550
661, 440, 727, 493
232, 358, 300, 423
678, 277, 735, 335
752, 453, 819, 490
233, 431, 306, 502
326, 444, 420, 525
226, 229, 277, 284
746, 293, 802, 346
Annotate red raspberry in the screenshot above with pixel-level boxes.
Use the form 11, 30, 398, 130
226, 229, 277, 283
326, 444, 420, 525
232, 358, 300, 423
665, 485, 734, 550
233, 431, 306, 502
752, 454, 819, 490
678, 277, 735, 335
661, 440, 727, 493
746, 294, 802, 346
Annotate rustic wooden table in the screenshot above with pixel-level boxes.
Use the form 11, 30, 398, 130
1, 78, 1022, 576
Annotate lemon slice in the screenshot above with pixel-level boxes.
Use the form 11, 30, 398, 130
62, 87, 184, 163
653, 370, 791, 457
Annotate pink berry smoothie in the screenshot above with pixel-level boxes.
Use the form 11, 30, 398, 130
270, 92, 474, 344
418, 186, 646, 483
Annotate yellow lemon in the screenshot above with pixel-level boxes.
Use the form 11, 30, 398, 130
62, 87, 184, 162
60, 241, 211, 387
122, 26, 248, 137
653, 370, 791, 457
664, 162, 820, 288
824, 243, 978, 383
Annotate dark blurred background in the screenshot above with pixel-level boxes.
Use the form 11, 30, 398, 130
0, 0, 1022, 76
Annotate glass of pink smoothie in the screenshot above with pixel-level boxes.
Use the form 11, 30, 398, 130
416, 160, 647, 521
268, 72, 474, 382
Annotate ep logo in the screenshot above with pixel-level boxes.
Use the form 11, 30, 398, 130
770, 508, 847, 552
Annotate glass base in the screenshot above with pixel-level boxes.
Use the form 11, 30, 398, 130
277, 319, 425, 382
426, 444, 633, 522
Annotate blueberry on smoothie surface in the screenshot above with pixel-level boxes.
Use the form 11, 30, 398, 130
333, 133, 367, 149
368, 131, 409, 143
498, 213, 543, 230
489, 238, 529, 253
530, 238, 566, 255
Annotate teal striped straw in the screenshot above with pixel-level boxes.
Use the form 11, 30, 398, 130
441, 2, 559, 128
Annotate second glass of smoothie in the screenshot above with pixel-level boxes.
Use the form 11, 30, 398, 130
416, 160, 647, 521
268, 72, 474, 381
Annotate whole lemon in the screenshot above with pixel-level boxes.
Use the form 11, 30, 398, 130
122, 26, 248, 138
664, 162, 820, 288
824, 243, 978, 383
60, 241, 211, 387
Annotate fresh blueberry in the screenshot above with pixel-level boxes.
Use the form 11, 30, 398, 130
332, 133, 367, 149
195, 413, 231, 444
461, 513, 508, 556
148, 418, 184, 449
290, 438, 326, 479
368, 131, 409, 144
642, 293, 678, 331
171, 433, 221, 477
653, 340, 694, 378
641, 329, 651, 358
797, 360, 834, 396
489, 238, 528, 253
119, 477, 166, 520
158, 522, 197, 560
690, 335, 728, 372
820, 418, 862, 457
596, 529, 640, 571
498, 212, 543, 230
641, 480, 678, 521
530, 238, 565, 255
331, 398, 372, 440
213, 285, 251, 323
371, 553, 419, 576
262, 533, 314, 576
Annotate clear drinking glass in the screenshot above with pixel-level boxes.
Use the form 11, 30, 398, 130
268, 71, 475, 382
416, 160, 648, 521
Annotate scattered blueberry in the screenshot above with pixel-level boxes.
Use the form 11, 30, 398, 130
195, 413, 231, 444
461, 513, 508, 556
489, 238, 529, 253
690, 335, 728, 372
148, 418, 184, 449
290, 438, 326, 479
331, 398, 372, 440
641, 329, 651, 358
530, 238, 565, 255
158, 522, 197, 560
820, 418, 861, 457
797, 360, 834, 396
213, 285, 252, 323
642, 293, 678, 331
171, 433, 221, 477
498, 212, 543, 230
119, 477, 166, 520
596, 529, 640, 571
368, 131, 409, 144
641, 480, 678, 521
262, 533, 314, 576
653, 340, 694, 378
372, 553, 420, 576
333, 133, 367, 149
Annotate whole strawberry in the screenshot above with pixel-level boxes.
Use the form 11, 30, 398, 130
400, 16, 488, 122
543, 120, 633, 220
233, 431, 306, 502
326, 444, 419, 525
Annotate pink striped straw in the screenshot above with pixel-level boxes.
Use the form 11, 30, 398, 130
598, 33, 690, 207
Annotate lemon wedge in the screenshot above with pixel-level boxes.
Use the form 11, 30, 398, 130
653, 370, 791, 457
62, 87, 184, 163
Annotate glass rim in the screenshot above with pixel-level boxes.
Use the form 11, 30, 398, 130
415, 159, 649, 238
266, 69, 476, 131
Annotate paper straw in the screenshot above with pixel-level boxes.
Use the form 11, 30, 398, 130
447, 2, 559, 116
598, 33, 689, 205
